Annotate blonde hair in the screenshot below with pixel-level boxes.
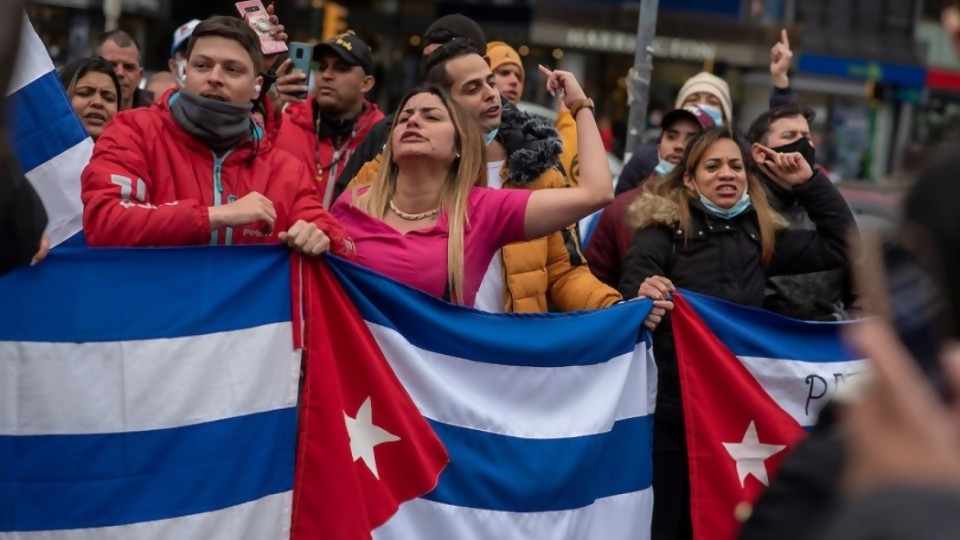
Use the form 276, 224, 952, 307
356, 86, 487, 304
652, 127, 784, 266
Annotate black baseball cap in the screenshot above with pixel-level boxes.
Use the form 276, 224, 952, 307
315, 33, 374, 75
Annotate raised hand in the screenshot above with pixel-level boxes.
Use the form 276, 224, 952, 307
754, 144, 814, 186
537, 64, 587, 110
274, 58, 309, 106
770, 29, 793, 89
261, 2, 289, 73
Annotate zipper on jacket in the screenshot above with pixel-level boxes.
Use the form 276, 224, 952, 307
210, 150, 234, 245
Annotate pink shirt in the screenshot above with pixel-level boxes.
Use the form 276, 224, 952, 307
332, 186, 532, 306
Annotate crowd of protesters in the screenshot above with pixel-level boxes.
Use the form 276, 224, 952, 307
5, 1, 960, 539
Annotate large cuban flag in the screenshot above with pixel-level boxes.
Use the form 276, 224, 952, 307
0, 246, 658, 540
6, 14, 93, 246
304, 258, 658, 539
671, 290, 867, 540
0, 246, 300, 539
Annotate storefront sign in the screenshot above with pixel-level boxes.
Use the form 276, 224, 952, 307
927, 69, 960, 93
797, 54, 926, 88
562, 27, 717, 60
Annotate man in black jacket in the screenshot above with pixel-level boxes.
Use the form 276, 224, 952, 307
747, 103, 857, 321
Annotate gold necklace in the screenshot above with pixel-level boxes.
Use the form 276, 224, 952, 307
389, 200, 441, 221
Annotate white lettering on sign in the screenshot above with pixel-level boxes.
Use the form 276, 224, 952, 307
564, 28, 717, 60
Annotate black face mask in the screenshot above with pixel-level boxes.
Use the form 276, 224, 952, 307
771, 137, 816, 170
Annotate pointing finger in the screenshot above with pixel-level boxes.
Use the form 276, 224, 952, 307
781, 29, 790, 48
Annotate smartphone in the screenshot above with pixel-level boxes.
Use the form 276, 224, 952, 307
288, 42, 314, 100
235, 0, 288, 55
857, 228, 952, 398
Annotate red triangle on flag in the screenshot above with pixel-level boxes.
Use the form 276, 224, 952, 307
672, 293, 807, 540
291, 258, 448, 540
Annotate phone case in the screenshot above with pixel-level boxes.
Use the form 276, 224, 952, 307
235, 0, 288, 55
288, 42, 314, 99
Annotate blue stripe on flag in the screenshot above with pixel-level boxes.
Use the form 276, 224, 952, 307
680, 289, 856, 362
0, 246, 292, 342
0, 408, 296, 532
423, 415, 654, 512
6, 70, 89, 173
327, 257, 653, 367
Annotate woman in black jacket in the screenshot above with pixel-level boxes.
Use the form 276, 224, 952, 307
618, 127, 856, 540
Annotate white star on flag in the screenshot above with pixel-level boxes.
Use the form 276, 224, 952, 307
344, 396, 401, 479
722, 420, 786, 488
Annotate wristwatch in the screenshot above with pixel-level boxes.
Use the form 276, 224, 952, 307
570, 97, 595, 118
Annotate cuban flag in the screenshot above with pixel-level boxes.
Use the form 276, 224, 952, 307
308, 258, 658, 539
0, 247, 301, 539
6, 14, 93, 246
671, 290, 867, 540
1, 245, 655, 539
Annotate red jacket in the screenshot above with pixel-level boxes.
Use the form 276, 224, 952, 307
274, 100, 383, 208
81, 89, 354, 257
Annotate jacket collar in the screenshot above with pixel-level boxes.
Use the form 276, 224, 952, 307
497, 101, 562, 186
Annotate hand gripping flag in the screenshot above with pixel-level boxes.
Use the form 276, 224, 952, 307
671, 290, 866, 540
5, 14, 93, 246
323, 258, 658, 540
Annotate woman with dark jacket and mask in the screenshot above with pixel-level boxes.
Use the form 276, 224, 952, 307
618, 127, 856, 540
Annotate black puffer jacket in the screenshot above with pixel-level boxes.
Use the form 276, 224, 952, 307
762, 177, 857, 321
618, 172, 855, 420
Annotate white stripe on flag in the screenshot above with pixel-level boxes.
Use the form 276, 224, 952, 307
8, 14, 53, 95
0, 491, 292, 540
367, 322, 657, 439
24, 140, 91, 246
0, 323, 300, 435
374, 489, 653, 540
739, 355, 868, 427
8, 14, 93, 246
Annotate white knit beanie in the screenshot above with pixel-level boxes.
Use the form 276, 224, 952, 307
675, 72, 733, 124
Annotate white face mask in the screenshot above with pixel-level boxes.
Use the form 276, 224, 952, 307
176, 59, 188, 85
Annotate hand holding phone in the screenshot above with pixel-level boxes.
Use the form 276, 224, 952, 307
280, 42, 314, 101
235, 0, 288, 55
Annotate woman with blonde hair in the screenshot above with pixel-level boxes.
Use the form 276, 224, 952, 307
618, 126, 856, 540
332, 71, 612, 306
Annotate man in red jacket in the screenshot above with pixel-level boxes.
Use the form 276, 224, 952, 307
274, 33, 383, 208
81, 16, 353, 258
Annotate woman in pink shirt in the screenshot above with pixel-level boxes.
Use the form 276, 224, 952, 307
333, 68, 611, 306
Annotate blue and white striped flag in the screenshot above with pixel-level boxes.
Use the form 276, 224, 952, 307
6, 14, 93, 246
327, 260, 658, 539
0, 246, 299, 539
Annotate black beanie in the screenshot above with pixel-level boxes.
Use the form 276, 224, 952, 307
423, 14, 486, 53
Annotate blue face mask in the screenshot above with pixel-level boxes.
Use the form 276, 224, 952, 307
699, 104, 725, 126
699, 190, 752, 220
655, 158, 676, 176
484, 127, 499, 147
